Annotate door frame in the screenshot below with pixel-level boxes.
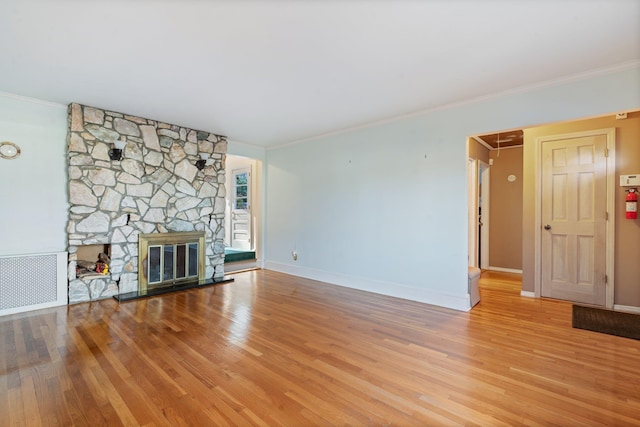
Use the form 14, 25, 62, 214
468, 158, 490, 269
533, 128, 616, 308
478, 160, 490, 270
231, 166, 252, 250
468, 158, 478, 267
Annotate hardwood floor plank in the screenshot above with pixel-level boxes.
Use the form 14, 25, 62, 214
2, 269, 640, 425
7, 386, 25, 427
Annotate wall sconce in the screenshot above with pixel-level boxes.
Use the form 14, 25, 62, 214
109, 140, 127, 161
195, 152, 210, 170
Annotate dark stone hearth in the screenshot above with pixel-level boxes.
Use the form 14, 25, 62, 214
113, 276, 235, 302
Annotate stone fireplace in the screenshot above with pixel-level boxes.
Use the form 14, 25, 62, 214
66, 103, 227, 303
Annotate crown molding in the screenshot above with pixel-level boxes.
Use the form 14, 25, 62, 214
0, 91, 67, 109
268, 60, 640, 151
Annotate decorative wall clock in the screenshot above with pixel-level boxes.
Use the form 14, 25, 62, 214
0, 141, 21, 160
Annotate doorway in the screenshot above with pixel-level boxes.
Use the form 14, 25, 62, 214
468, 157, 490, 269
230, 167, 251, 250
224, 155, 262, 271
470, 118, 623, 308
469, 131, 524, 275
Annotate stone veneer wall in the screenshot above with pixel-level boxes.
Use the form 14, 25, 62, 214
67, 103, 227, 303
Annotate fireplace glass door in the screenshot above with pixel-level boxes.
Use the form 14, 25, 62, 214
147, 242, 199, 285
139, 231, 206, 292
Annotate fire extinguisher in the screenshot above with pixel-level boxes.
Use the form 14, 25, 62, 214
626, 188, 638, 219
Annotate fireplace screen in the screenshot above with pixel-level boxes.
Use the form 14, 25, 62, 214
148, 242, 199, 284
139, 232, 206, 292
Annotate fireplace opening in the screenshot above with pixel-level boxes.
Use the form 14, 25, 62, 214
138, 231, 206, 293
148, 242, 199, 284
76, 244, 111, 278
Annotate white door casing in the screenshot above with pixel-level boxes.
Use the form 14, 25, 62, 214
479, 160, 490, 270
468, 158, 478, 267
534, 128, 615, 308
231, 167, 251, 250
468, 158, 490, 269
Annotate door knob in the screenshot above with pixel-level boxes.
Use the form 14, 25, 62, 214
544, 224, 551, 230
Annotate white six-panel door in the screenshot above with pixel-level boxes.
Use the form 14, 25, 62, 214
540, 134, 607, 306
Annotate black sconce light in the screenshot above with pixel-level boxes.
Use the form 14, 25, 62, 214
109, 140, 127, 161
195, 152, 210, 170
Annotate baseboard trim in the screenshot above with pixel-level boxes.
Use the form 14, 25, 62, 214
264, 261, 471, 312
520, 291, 536, 298
488, 266, 523, 274
613, 304, 640, 314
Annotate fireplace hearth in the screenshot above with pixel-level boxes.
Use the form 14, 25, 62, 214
113, 275, 234, 302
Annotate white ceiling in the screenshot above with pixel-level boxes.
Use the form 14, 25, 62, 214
1, 1, 639, 147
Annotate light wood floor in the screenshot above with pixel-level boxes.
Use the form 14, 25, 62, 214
1, 270, 639, 426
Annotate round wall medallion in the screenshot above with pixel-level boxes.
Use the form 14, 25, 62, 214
507, 174, 517, 182
0, 141, 21, 160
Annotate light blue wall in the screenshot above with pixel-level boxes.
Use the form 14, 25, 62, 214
264, 65, 640, 310
1, 65, 638, 310
0, 95, 68, 256
227, 139, 266, 161
0, 106, 266, 259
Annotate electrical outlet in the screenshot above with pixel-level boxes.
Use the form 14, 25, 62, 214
291, 251, 298, 261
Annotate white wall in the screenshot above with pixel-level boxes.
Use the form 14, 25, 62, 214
264, 64, 640, 311
0, 94, 68, 256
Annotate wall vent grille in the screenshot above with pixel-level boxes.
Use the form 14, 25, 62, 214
0, 254, 60, 311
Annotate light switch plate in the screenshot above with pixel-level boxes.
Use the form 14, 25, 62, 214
620, 174, 640, 186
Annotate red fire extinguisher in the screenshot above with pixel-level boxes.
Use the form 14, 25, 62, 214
627, 189, 638, 219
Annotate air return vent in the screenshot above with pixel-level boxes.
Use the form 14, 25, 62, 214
0, 252, 67, 316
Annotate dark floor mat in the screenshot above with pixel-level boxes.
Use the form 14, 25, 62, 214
572, 304, 640, 340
